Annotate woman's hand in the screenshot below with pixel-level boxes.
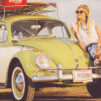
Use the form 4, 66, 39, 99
95, 45, 101, 58
79, 41, 87, 51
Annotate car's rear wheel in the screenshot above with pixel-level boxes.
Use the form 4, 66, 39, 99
87, 83, 101, 98
11, 63, 35, 101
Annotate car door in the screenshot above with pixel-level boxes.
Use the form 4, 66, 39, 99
0, 24, 21, 84
0, 24, 10, 84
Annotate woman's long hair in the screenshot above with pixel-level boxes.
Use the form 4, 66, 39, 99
76, 5, 91, 37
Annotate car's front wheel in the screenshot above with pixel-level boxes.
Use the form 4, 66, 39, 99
11, 63, 35, 101
87, 83, 101, 98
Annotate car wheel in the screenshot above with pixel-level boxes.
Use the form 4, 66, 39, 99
87, 83, 101, 98
11, 63, 35, 101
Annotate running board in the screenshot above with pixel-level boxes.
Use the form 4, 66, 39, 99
0, 88, 12, 93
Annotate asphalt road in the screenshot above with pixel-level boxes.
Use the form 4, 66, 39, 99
0, 86, 101, 101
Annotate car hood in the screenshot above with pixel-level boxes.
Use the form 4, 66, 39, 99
14, 38, 90, 68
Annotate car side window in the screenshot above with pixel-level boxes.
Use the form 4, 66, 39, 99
0, 25, 8, 43
52, 26, 69, 38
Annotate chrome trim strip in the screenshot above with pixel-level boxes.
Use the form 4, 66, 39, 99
37, 67, 101, 71
32, 73, 101, 82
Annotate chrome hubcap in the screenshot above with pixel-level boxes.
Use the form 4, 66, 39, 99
15, 72, 24, 92
12, 67, 25, 100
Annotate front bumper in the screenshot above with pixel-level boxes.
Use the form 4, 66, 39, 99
32, 66, 101, 82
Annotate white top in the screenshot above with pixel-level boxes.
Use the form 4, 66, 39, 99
72, 20, 98, 46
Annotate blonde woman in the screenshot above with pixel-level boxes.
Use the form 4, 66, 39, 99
70, 5, 101, 65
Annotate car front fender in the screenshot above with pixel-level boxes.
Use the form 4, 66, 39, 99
12, 50, 42, 78
11, 50, 56, 79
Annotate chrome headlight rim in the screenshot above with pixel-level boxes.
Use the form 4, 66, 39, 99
35, 54, 50, 69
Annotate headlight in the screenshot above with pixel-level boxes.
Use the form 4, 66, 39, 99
35, 54, 50, 69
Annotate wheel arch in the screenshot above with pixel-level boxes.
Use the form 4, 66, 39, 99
6, 52, 37, 88
7, 58, 21, 88
8, 58, 35, 101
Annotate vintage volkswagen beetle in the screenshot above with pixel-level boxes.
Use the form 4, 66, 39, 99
0, 2, 101, 101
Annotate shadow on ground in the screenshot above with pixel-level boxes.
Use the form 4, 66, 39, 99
0, 86, 100, 101
0, 93, 93, 101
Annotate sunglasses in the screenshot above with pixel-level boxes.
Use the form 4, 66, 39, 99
76, 10, 84, 14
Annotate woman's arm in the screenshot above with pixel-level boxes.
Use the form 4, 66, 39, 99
95, 23, 101, 57
70, 24, 87, 51
95, 23, 101, 49
70, 25, 79, 41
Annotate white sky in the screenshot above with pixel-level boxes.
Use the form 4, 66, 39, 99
28, 0, 101, 29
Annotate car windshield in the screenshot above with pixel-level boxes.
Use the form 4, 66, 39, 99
12, 19, 70, 39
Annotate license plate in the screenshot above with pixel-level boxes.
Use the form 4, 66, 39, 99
72, 69, 93, 82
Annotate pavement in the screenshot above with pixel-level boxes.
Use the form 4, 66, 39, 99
0, 86, 101, 101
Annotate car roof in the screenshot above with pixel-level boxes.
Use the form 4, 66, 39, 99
3, 14, 59, 24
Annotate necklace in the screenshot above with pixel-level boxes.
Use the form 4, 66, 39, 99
80, 22, 87, 32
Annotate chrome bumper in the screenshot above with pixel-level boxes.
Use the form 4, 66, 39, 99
32, 66, 101, 82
